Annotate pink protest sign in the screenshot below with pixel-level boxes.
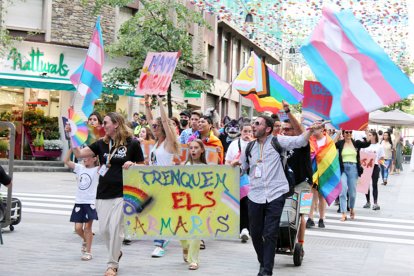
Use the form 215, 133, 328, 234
357, 151, 376, 194
302, 81, 368, 130
135, 52, 181, 96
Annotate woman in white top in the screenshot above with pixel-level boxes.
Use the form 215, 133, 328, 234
380, 131, 393, 186
362, 131, 385, 211
145, 94, 180, 257
410, 140, 414, 171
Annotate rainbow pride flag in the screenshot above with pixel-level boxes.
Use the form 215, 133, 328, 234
67, 107, 88, 148
233, 52, 303, 113
301, 8, 414, 126
70, 17, 104, 118
310, 134, 341, 206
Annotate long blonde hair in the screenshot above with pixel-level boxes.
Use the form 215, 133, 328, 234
103, 112, 133, 147
155, 117, 180, 155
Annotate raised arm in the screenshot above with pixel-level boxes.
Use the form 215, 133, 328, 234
144, 94, 154, 122
157, 95, 178, 152
64, 149, 76, 170
282, 100, 304, 134
72, 145, 95, 159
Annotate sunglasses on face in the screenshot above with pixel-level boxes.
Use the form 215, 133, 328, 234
283, 127, 293, 131
344, 130, 353, 134
253, 121, 262, 126
152, 124, 159, 129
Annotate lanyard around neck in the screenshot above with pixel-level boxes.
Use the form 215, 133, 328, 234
107, 140, 114, 166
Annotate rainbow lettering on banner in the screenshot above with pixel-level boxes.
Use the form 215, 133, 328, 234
70, 16, 104, 118
356, 151, 376, 194
67, 107, 88, 148
123, 165, 240, 240
301, 8, 414, 126
135, 52, 181, 96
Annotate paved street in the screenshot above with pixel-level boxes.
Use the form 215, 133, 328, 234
1, 165, 414, 275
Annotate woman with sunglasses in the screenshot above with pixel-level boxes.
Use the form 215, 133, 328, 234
144, 94, 180, 258
380, 131, 393, 185
335, 129, 370, 221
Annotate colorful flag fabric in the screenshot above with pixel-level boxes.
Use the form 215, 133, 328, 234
310, 133, 342, 206
233, 52, 303, 113
70, 17, 104, 118
301, 8, 414, 126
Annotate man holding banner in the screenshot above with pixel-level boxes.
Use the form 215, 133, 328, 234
238, 115, 318, 276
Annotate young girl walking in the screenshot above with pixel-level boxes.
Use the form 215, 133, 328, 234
64, 149, 99, 261
180, 139, 207, 270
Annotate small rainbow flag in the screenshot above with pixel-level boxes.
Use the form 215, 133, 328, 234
68, 107, 88, 148
123, 185, 152, 213
233, 52, 303, 113
310, 134, 342, 206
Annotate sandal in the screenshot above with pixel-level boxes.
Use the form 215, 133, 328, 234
340, 215, 347, 222
350, 210, 355, 220
183, 249, 189, 263
105, 267, 118, 276
81, 242, 87, 254
81, 252, 93, 261
199, 240, 206, 250
118, 251, 123, 262
189, 262, 199, 270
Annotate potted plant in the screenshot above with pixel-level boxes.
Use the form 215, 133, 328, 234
0, 140, 8, 158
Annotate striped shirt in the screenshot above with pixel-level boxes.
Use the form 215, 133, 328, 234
241, 134, 308, 204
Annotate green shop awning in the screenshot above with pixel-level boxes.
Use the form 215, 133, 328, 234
0, 73, 140, 97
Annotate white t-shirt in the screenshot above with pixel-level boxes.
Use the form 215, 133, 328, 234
150, 141, 174, 166
225, 138, 249, 162
362, 143, 385, 165
73, 164, 99, 204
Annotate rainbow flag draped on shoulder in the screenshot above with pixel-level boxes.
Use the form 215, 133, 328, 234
310, 134, 341, 205
233, 52, 303, 113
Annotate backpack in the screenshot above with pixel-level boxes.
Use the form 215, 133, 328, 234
245, 136, 296, 198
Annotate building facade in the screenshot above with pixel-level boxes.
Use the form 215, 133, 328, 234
0, 0, 279, 159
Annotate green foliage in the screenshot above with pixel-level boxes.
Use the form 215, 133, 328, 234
380, 98, 413, 112
0, 140, 8, 152
96, 0, 213, 98
94, 94, 118, 114
403, 145, 412, 156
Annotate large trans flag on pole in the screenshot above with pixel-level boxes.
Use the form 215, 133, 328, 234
301, 8, 414, 126
70, 17, 104, 118
233, 52, 303, 113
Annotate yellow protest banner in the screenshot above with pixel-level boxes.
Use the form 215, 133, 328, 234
123, 165, 240, 240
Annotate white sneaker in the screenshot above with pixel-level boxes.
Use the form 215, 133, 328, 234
240, 228, 250, 243
151, 246, 165, 258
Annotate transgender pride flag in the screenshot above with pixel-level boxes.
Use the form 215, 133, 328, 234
70, 17, 104, 118
301, 8, 414, 126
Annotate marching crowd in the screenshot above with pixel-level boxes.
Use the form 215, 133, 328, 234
58, 96, 409, 276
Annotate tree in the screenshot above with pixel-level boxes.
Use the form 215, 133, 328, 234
94, 0, 213, 116
380, 62, 414, 113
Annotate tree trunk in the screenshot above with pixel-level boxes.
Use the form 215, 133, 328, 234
167, 85, 172, 118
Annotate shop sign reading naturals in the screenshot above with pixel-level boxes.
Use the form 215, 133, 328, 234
7, 48, 69, 77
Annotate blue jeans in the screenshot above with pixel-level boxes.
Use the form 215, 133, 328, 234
248, 195, 285, 275
380, 159, 392, 181
340, 163, 358, 213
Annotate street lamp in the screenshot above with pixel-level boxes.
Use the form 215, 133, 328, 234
245, 13, 254, 39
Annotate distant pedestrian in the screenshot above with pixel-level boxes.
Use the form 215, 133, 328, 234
362, 131, 384, 211
380, 131, 393, 185
393, 134, 403, 174
180, 111, 201, 144
180, 139, 207, 270
64, 149, 99, 261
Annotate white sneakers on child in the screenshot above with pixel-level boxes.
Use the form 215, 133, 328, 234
240, 228, 250, 243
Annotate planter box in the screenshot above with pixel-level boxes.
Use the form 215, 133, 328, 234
403, 155, 411, 163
